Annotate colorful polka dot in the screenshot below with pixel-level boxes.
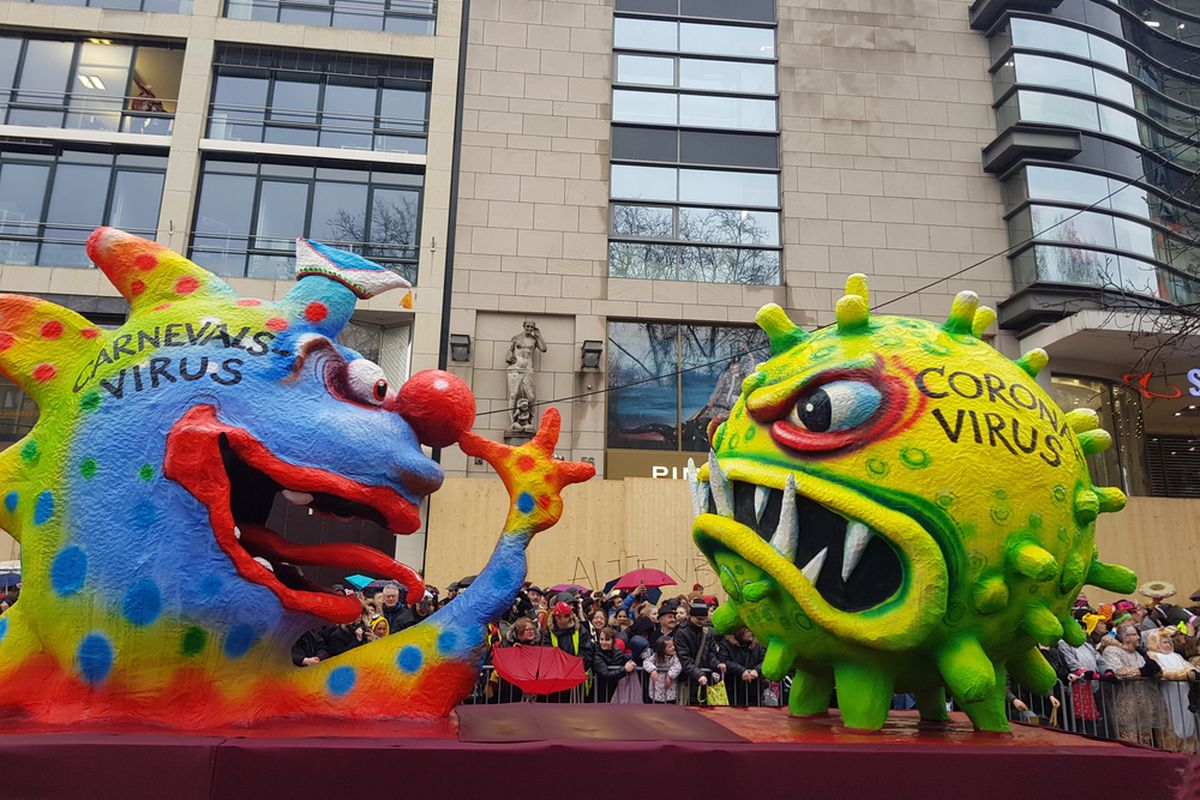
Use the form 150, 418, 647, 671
327, 666, 356, 696
81, 328, 99, 339
80, 391, 101, 412
153, 303, 172, 312
175, 276, 200, 295
123, 578, 162, 626
78, 633, 114, 684
51, 546, 86, 596
131, 280, 146, 296
224, 623, 257, 658
304, 302, 328, 323
34, 490, 54, 525
80, 458, 97, 479
181, 626, 207, 657
19, 441, 37, 463
266, 317, 288, 332
40, 320, 63, 339
236, 299, 262, 307
138, 464, 154, 481
135, 253, 158, 272
397, 645, 423, 673
0, 332, 12, 350
516, 455, 536, 472
32, 363, 56, 382
437, 629, 458, 654
516, 491, 535, 514
4, 491, 16, 512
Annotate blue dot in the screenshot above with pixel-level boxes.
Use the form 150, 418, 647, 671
327, 665, 356, 696
4, 492, 16, 512
516, 492, 535, 514
122, 578, 162, 626
78, 633, 113, 684
224, 624, 257, 658
0, 617, 8, 645
34, 491, 54, 525
397, 645, 423, 673
437, 628, 458, 654
51, 546, 87, 596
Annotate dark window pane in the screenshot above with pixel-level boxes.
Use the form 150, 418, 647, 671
608, 240, 677, 279
210, 74, 268, 141
611, 125, 678, 162
614, 0, 677, 11
383, 15, 436, 34
41, 163, 108, 266
0, 162, 49, 237
333, 0, 385, 29
611, 204, 674, 238
193, 172, 254, 274
679, 245, 780, 284
606, 322, 679, 451
682, 0, 774, 20
310, 181, 369, 246
320, 81, 375, 150
367, 186, 419, 264
379, 87, 427, 131
278, 0, 333, 25
680, 130, 778, 168
0, 38, 21, 105
254, 179, 309, 252
108, 170, 164, 235
270, 77, 319, 123
680, 325, 767, 451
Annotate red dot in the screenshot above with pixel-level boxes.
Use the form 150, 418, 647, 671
131, 280, 145, 296
304, 302, 328, 323
236, 298, 262, 307
33, 363, 56, 382
153, 303, 172, 312
175, 276, 200, 295
538, 495, 552, 509
134, 253, 158, 272
516, 455, 536, 472
40, 320, 63, 339
0, 332, 13, 350
266, 317, 288, 332
81, 328, 99, 339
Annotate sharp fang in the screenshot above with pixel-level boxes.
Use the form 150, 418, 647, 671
687, 458, 705, 516
707, 451, 733, 517
282, 490, 313, 506
801, 547, 828, 584
841, 521, 873, 583
253, 556, 275, 573
754, 485, 770, 522
769, 474, 798, 559
234, 526, 242, 540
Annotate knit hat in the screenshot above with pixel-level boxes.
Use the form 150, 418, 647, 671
1082, 613, 1103, 636
689, 599, 709, 617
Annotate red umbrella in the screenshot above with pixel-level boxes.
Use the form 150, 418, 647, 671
611, 568, 676, 591
491, 645, 586, 695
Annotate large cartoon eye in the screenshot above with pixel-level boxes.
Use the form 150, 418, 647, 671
789, 380, 881, 432
344, 359, 389, 406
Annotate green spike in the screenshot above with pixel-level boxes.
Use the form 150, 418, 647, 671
1060, 551, 1086, 592
788, 668, 834, 718
1022, 604, 1063, 645
1009, 542, 1058, 581
754, 304, 808, 356
971, 306, 996, 339
1065, 408, 1100, 433
833, 661, 894, 731
845, 273, 869, 304
1008, 647, 1058, 694
1014, 348, 1048, 378
1096, 486, 1127, 513
1060, 617, 1086, 646
762, 636, 798, 681
1075, 489, 1099, 524
971, 574, 1010, 615
741, 579, 774, 603
711, 601, 744, 635
913, 686, 950, 724
835, 294, 869, 332
1085, 560, 1137, 594
935, 635, 995, 703
956, 661, 1010, 732
1078, 429, 1112, 456
943, 290, 980, 334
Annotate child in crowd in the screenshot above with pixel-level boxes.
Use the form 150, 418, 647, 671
644, 636, 681, 703
592, 626, 636, 702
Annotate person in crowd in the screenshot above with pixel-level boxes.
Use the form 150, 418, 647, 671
291, 628, 329, 667
674, 598, 724, 704
1100, 622, 1166, 746
508, 616, 541, 646
612, 607, 634, 647
394, 591, 436, 631
380, 583, 407, 634
644, 635, 681, 703
526, 585, 546, 614
718, 627, 766, 707
590, 609, 609, 640
1146, 627, 1200, 750
592, 626, 636, 702
362, 599, 389, 641
650, 600, 680, 647
543, 600, 592, 702
1058, 611, 1117, 737
627, 606, 657, 659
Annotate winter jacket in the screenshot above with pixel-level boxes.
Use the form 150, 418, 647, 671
324, 624, 361, 657
718, 638, 766, 706
291, 628, 329, 666
592, 645, 633, 702
674, 621, 721, 704
546, 621, 593, 662
643, 653, 682, 702
381, 604, 407, 635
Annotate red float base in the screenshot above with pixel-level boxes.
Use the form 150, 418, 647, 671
1, 706, 1193, 800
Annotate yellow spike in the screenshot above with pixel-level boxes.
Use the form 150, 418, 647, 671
971, 574, 1010, 615
1086, 560, 1137, 594
1009, 542, 1058, 581
845, 273, 870, 304
755, 304, 809, 356
943, 290, 980, 335
1096, 486, 1127, 513
1008, 647, 1058, 694
1065, 408, 1100, 433
1013, 348, 1048, 378
1075, 489, 1099, 524
1078, 429, 1112, 456
1060, 617, 1085, 646
971, 306, 996, 339
1060, 551, 1086, 592
835, 294, 870, 332
1022, 604, 1063, 645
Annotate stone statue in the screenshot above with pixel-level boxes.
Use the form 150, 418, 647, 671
505, 319, 546, 437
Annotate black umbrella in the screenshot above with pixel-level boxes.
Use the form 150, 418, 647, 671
448, 574, 477, 592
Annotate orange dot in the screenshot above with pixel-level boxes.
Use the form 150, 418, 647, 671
304, 302, 328, 323
81, 328, 99, 339
153, 303, 172, 312
516, 455, 536, 472
33, 363, 56, 382
266, 317, 288, 332
0, 332, 13, 350
130, 280, 145, 296
175, 276, 200, 295
134, 253, 158, 272
237, 299, 262, 307
40, 320, 63, 339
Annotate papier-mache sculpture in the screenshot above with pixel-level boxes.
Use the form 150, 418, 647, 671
690, 274, 1137, 732
0, 228, 592, 727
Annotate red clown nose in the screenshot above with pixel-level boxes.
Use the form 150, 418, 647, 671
391, 370, 476, 448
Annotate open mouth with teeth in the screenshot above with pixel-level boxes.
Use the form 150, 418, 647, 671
164, 404, 426, 624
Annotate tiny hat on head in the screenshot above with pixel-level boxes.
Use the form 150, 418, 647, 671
1082, 613, 1103, 636
1139, 581, 1177, 600
689, 599, 709, 617
1114, 599, 1137, 613
553, 601, 574, 616
528, 586, 544, 595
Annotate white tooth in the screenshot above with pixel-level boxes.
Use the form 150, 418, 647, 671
841, 521, 873, 583
801, 547, 828, 584
253, 556, 274, 573
234, 526, 242, 540
282, 490, 314, 506
707, 451, 733, 517
754, 485, 770, 522
768, 474, 798, 559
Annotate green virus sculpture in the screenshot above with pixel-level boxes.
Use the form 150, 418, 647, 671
690, 274, 1136, 732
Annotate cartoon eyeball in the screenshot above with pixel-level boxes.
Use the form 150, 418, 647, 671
345, 359, 389, 406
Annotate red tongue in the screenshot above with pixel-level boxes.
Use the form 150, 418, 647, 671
238, 524, 425, 601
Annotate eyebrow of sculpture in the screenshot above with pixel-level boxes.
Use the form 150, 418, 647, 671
284, 335, 337, 384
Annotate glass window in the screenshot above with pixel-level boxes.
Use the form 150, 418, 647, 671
608, 240, 677, 279
679, 94, 776, 131
1050, 376, 1123, 489
107, 170, 164, 234
0, 162, 50, 266
1025, 166, 1109, 207
1027, 205, 1116, 249
266, 77, 320, 146
615, 55, 674, 86
254, 180, 309, 259
680, 23, 774, 59
68, 42, 133, 132
679, 168, 777, 207
1087, 34, 1128, 72
1011, 18, 1090, 59
0, 38, 21, 93
40, 163, 109, 267
1098, 104, 1140, 142
310, 181, 368, 246
279, 0, 334, 26
612, 89, 678, 126
9, 39, 74, 127
613, 18, 677, 52
366, 187, 419, 269
679, 324, 767, 451
611, 204, 674, 238
679, 58, 775, 93
680, 207, 779, 245
607, 322, 680, 450
1108, 179, 1149, 218
1013, 54, 1094, 95
611, 165, 678, 202
320, 81, 375, 150
192, 173, 255, 275
1017, 90, 1100, 131
210, 74, 269, 141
